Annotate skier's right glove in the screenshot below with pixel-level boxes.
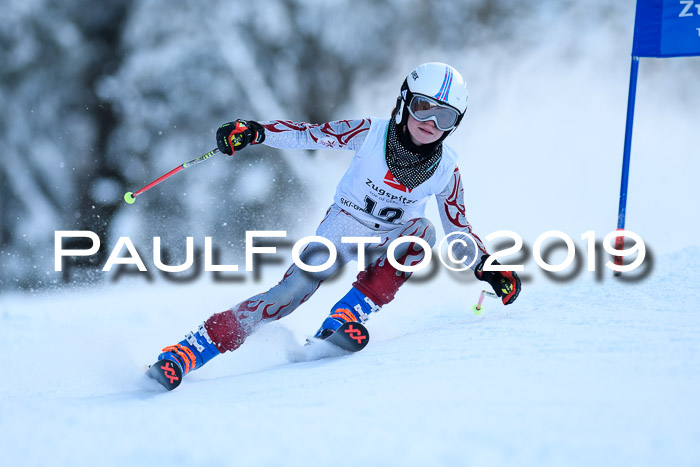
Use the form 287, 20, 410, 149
216, 119, 266, 155
474, 254, 521, 305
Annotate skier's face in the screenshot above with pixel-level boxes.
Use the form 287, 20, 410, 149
406, 114, 444, 146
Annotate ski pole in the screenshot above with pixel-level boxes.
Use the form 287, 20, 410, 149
472, 289, 498, 315
123, 148, 219, 204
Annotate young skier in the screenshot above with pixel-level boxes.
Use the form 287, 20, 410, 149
153, 62, 521, 383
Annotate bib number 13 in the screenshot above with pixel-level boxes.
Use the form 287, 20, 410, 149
364, 196, 404, 224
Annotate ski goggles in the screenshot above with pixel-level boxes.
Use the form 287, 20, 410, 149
407, 94, 460, 131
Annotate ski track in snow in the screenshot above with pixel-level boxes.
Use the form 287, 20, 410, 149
1, 248, 698, 467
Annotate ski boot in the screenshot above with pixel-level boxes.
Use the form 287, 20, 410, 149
314, 286, 381, 340
148, 323, 220, 390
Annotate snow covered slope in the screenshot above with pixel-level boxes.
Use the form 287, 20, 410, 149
2, 2, 699, 465
1, 247, 698, 467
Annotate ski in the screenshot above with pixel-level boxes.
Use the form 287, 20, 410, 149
317, 321, 370, 352
146, 322, 369, 391
146, 358, 183, 391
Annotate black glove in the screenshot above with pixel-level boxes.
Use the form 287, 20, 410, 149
474, 254, 521, 305
216, 119, 266, 155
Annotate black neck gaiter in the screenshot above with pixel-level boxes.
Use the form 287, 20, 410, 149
385, 119, 443, 190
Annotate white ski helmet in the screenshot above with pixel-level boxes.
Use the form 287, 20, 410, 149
394, 62, 468, 136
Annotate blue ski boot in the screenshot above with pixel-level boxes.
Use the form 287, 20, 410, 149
158, 323, 221, 376
314, 287, 381, 339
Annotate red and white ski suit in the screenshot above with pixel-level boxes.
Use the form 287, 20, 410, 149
205, 118, 488, 352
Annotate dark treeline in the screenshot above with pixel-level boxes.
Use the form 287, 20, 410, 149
1, 0, 617, 291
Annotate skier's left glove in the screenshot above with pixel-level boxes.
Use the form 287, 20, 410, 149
474, 254, 521, 305
216, 119, 266, 155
